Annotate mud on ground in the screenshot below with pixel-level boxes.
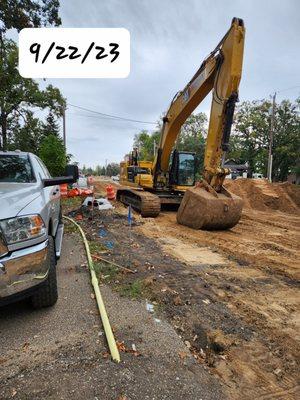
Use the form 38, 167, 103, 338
67, 178, 299, 400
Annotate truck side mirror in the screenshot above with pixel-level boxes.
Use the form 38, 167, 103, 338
65, 164, 79, 182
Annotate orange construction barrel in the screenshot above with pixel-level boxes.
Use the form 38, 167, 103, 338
60, 184, 68, 197
106, 185, 115, 200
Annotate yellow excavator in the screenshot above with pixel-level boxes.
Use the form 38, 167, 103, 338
117, 18, 245, 230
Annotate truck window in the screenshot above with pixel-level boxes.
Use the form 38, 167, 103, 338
0, 155, 35, 183
36, 157, 51, 178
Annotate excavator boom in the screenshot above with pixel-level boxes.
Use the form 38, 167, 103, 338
176, 18, 245, 230
154, 18, 245, 191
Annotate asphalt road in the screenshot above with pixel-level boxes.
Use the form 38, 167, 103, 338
0, 233, 224, 400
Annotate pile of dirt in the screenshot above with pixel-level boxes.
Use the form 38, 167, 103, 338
275, 181, 300, 207
225, 178, 299, 214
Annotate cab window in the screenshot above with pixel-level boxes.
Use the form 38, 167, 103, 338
177, 153, 195, 186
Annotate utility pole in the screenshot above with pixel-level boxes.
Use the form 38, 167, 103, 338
105, 159, 108, 176
62, 105, 66, 149
153, 139, 156, 157
267, 92, 276, 182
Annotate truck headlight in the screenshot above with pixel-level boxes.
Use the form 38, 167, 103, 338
0, 215, 46, 244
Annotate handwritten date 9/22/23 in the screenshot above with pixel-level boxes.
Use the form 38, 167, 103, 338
29, 42, 120, 64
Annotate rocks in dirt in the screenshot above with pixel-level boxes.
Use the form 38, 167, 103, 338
273, 367, 282, 376
143, 275, 156, 287
208, 329, 235, 353
173, 296, 183, 306
178, 351, 188, 359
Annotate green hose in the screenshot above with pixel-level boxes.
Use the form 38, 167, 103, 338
63, 215, 120, 363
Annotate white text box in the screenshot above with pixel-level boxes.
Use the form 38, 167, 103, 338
19, 28, 130, 78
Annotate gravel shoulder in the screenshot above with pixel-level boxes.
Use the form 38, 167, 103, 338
0, 234, 224, 400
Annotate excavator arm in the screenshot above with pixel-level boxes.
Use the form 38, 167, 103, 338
154, 18, 245, 192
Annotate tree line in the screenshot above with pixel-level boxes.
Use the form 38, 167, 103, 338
82, 163, 120, 177
134, 98, 300, 181
0, 1, 67, 176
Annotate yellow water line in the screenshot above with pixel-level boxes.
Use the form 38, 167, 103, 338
63, 215, 120, 363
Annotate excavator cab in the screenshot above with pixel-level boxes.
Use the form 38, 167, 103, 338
169, 150, 196, 187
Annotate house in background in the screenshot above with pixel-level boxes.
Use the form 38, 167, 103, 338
224, 159, 249, 179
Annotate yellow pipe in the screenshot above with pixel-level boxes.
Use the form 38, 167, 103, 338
63, 215, 120, 363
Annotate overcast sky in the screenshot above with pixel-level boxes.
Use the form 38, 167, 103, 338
18, 0, 300, 167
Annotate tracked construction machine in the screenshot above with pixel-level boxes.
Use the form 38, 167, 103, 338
117, 18, 245, 230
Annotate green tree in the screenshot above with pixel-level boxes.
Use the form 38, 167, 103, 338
95, 165, 102, 176
0, 39, 65, 150
106, 162, 120, 176
133, 112, 207, 177
94, 165, 107, 176
133, 129, 161, 161
177, 112, 207, 176
39, 134, 66, 177
272, 99, 300, 181
229, 98, 300, 180
8, 110, 43, 153
41, 112, 60, 138
0, 0, 61, 36
229, 100, 270, 176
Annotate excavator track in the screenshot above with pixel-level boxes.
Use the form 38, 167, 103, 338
116, 188, 161, 217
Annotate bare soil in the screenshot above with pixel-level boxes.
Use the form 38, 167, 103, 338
0, 235, 223, 400
89, 178, 300, 399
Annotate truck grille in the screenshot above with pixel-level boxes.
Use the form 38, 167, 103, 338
0, 231, 8, 257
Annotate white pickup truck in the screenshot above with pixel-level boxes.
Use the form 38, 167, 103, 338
0, 151, 78, 308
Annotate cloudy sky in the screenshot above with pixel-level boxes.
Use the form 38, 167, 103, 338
19, 0, 300, 167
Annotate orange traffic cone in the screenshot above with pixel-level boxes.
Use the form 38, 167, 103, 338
60, 184, 68, 197
106, 185, 115, 200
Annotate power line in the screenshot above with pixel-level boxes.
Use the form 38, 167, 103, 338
67, 103, 157, 125
276, 85, 300, 94
69, 111, 129, 121
67, 111, 156, 131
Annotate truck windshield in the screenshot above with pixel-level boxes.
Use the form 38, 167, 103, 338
0, 155, 35, 183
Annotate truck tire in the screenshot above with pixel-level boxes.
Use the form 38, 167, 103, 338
31, 236, 58, 308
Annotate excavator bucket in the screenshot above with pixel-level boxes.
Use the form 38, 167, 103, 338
177, 186, 243, 230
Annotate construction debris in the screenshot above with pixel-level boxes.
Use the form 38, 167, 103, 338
82, 196, 114, 210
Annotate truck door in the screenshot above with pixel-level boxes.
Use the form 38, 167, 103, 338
34, 157, 60, 235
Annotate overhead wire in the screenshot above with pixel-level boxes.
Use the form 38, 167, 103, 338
276, 85, 300, 94
67, 103, 157, 125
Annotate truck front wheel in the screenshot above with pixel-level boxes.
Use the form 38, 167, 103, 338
31, 236, 58, 308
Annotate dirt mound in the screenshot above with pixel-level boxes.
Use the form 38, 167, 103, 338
274, 181, 300, 207
224, 178, 299, 214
